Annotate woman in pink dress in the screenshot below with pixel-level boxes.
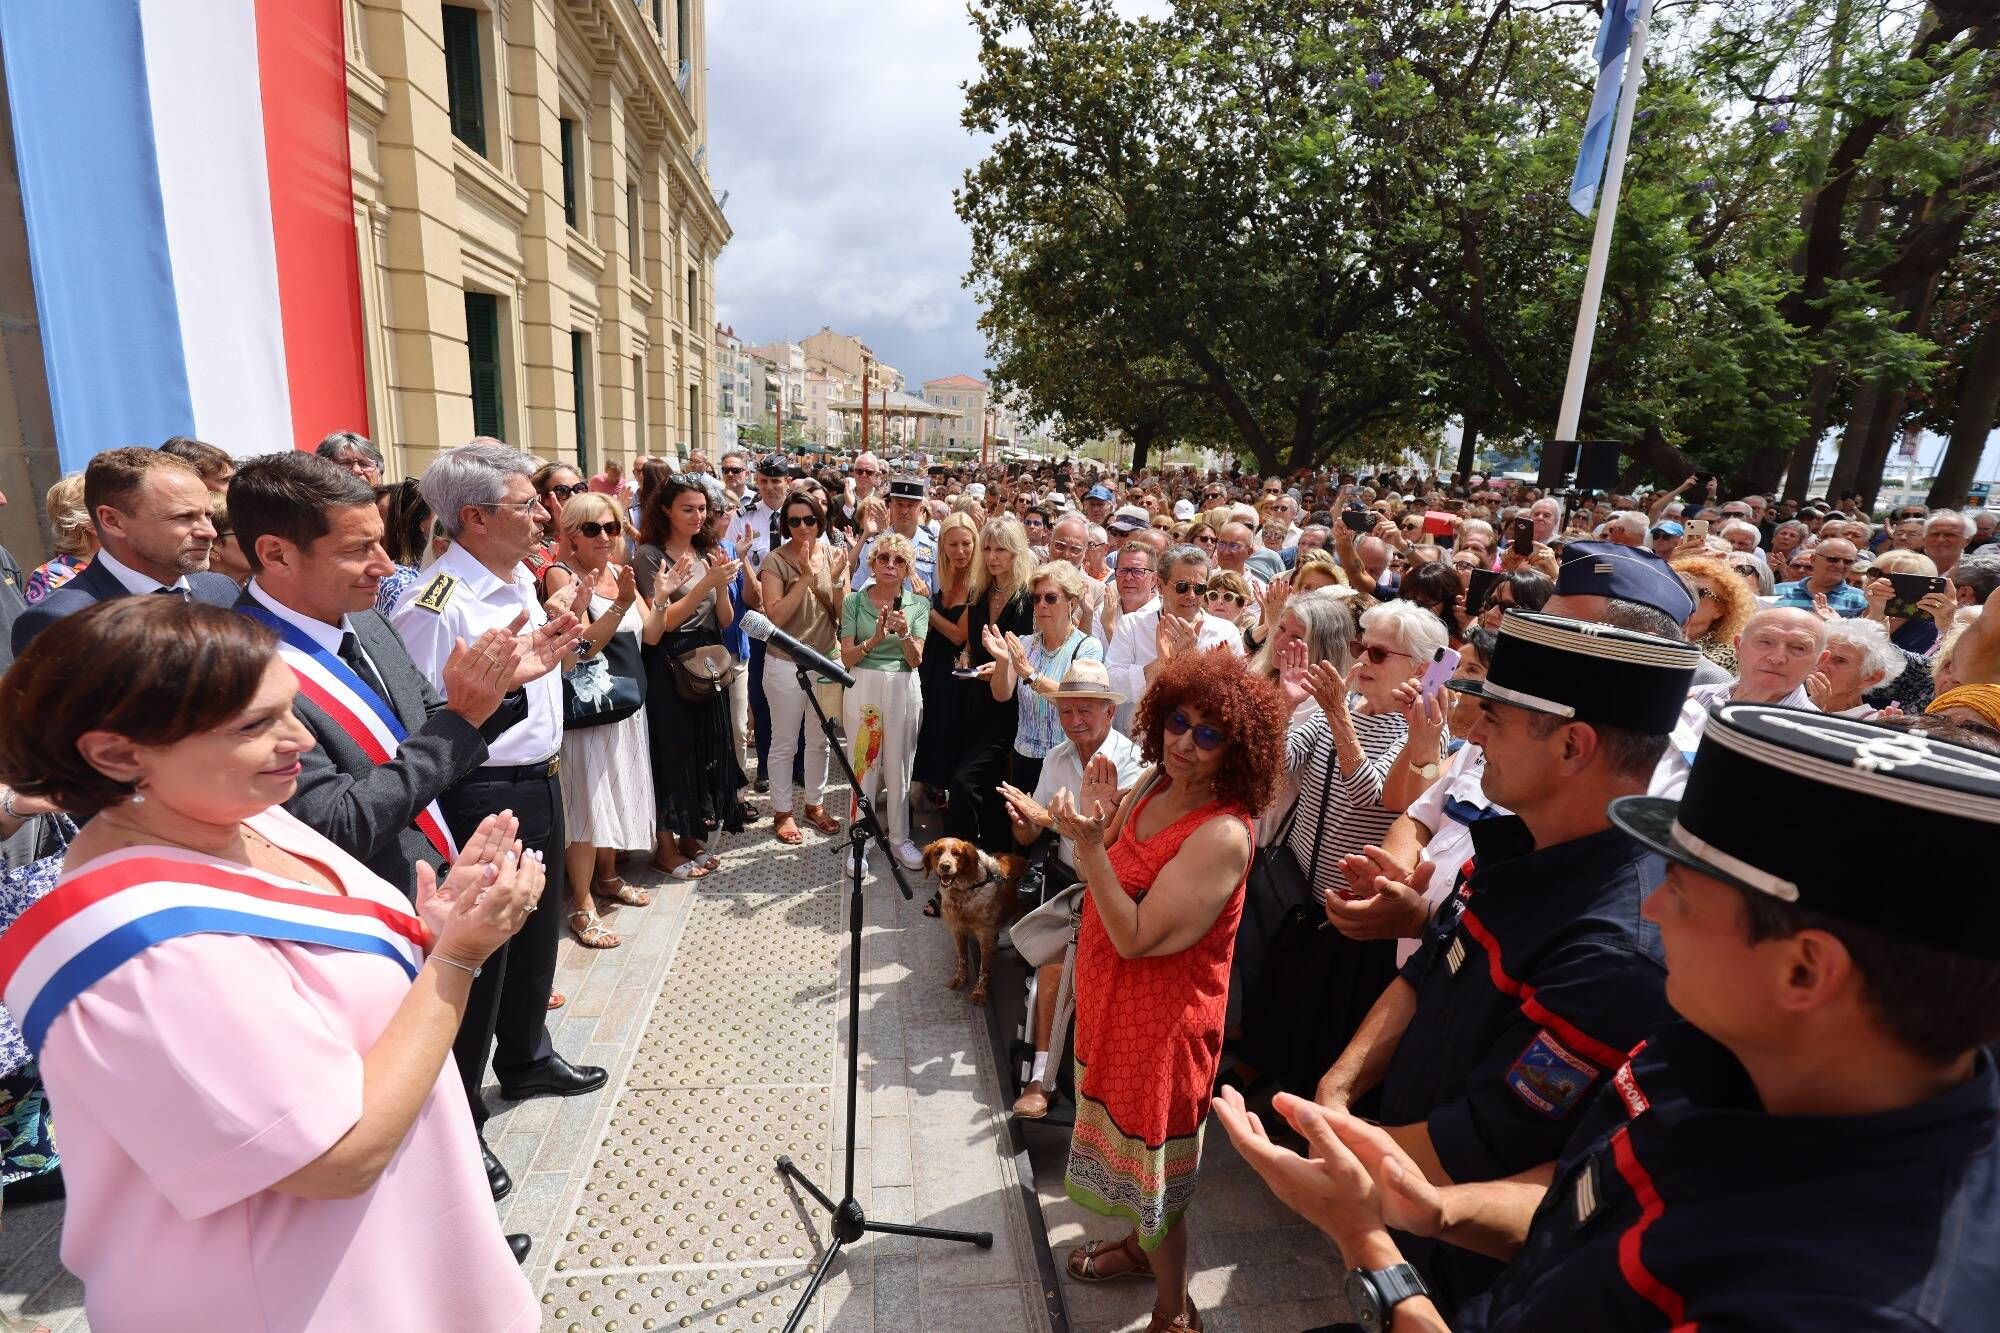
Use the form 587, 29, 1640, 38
0, 599, 544, 1332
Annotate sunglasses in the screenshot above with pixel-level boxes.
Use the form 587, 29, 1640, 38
1207, 590, 1245, 605
1164, 710, 1227, 751
573, 520, 619, 539
786, 513, 820, 529
1047, 541, 1086, 559
1353, 642, 1412, 665
723, 466, 747, 477
1033, 591, 1067, 606
875, 554, 909, 567
1171, 580, 1209, 596
543, 482, 585, 499
1193, 533, 1218, 544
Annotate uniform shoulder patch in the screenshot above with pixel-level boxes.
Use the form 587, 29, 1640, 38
412, 573, 459, 614
1506, 1029, 1601, 1119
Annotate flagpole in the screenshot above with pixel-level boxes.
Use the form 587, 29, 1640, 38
1555, 0, 1657, 443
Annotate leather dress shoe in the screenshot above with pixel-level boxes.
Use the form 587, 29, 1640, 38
482, 1139, 513, 1202
508, 1233, 532, 1264
497, 1052, 608, 1101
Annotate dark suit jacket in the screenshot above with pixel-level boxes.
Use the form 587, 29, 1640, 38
0, 545, 22, 672
240, 594, 491, 899
10, 555, 239, 655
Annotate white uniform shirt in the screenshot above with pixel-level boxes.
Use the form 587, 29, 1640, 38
1030, 728, 1147, 869
727, 501, 779, 574
1400, 744, 1506, 965
389, 542, 561, 765
1650, 680, 1815, 798
1102, 603, 1243, 731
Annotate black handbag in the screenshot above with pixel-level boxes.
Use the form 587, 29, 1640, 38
563, 627, 646, 728
1234, 730, 1335, 1015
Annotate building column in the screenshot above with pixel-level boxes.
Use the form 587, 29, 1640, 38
501, 0, 575, 453
589, 69, 636, 468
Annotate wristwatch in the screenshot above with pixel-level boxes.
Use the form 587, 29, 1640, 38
1344, 1264, 1431, 1330
1406, 755, 1440, 780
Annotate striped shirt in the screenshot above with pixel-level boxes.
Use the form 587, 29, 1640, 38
1284, 700, 1411, 904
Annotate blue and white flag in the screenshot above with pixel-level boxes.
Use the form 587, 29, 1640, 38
1569, 0, 1645, 216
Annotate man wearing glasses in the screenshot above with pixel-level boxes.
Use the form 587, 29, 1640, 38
717, 451, 750, 511
850, 476, 938, 594
1773, 538, 1868, 617
1102, 543, 1242, 731
850, 451, 886, 509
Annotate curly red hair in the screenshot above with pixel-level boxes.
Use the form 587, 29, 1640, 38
1133, 647, 1288, 814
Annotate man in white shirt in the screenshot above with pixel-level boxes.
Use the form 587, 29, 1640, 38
1651, 605, 1824, 796
996, 660, 1147, 1119
391, 443, 607, 1140
1103, 544, 1243, 730
726, 455, 796, 787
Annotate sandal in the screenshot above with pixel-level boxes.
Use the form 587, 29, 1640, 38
591, 876, 652, 907
1066, 1234, 1151, 1283
1145, 1311, 1199, 1333
774, 813, 804, 845
569, 909, 621, 949
802, 804, 841, 834
547, 991, 566, 1010
651, 857, 713, 879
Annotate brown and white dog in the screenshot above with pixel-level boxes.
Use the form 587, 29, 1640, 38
921, 837, 1024, 1005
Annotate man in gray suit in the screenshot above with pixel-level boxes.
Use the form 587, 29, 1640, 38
10, 447, 239, 655
226, 451, 524, 894
227, 449, 538, 1210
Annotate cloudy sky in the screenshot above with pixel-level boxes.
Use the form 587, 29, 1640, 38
707, 0, 1166, 390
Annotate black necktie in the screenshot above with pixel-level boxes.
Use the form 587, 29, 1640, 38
337, 631, 391, 704
152, 585, 190, 602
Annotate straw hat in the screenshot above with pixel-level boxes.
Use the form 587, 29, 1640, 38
1048, 658, 1125, 704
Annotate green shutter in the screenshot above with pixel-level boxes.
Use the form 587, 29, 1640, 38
560, 119, 578, 228
442, 6, 486, 156
465, 292, 504, 440
675, 0, 690, 64
626, 184, 639, 264
571, 331, 590, 469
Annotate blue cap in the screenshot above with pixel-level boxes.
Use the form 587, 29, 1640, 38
1085, 484, 1115, 502
1555, 540, 1694, 624
1651, 520, 1685, 538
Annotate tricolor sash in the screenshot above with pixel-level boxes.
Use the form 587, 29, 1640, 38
239, 605, 459, 863
0, 852, 430, 1057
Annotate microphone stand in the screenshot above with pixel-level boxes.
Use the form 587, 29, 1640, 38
775, 664, 991, 1333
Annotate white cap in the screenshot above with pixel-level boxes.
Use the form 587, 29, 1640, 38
967, 482, 987, 499
1173, 499, 1195, 520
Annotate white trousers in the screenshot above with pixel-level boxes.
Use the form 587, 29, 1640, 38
762, 655, 831, 813
843, 667, 922, 846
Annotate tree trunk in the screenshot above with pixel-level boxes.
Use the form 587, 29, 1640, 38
1854, 389, 1908, 512
1129, 422, 1158, 472
1455, 405, 1483, 483
1628, 421, 1698, 490
1931, 324, 2000, 508
1826, 380, 1881, 503
1767, 361, 1841, 500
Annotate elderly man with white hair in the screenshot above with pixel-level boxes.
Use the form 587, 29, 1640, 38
1925, 509, 1973, 575
1602, 510, 1649, 547
1651, 605, 1826, 797
1717, 518, 1762, 555
1808, 617, 1907, 718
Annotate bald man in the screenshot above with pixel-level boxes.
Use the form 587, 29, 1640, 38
1651, 606, 1825, 796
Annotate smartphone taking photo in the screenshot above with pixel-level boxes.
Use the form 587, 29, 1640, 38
1419, 646, 1462, 702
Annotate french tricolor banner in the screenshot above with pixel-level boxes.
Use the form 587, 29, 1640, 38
0, 0, 368, 470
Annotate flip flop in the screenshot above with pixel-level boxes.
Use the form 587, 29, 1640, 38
650, 856, 712, 879
547, 991, 566, 1010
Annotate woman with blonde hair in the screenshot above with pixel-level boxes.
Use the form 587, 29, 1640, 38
1863, 548, 1952, 655
838, 532, 930, 874
986, 558, 1104, 795
914, 512, 979, 810
544, 492, 656, 947
23, 473, 96, 604
946, 516, 1036, 851
1670, 552, 1758, 673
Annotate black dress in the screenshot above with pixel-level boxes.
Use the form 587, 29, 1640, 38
913, 593, 970, 790
945, 588, 1033, 853
643, 575, 747, 840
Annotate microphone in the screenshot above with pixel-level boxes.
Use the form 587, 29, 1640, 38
740, 610, 857, 688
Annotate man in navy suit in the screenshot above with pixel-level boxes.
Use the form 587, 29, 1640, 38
10, 446, 239, 655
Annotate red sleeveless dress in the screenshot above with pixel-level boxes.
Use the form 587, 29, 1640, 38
1065, 788, 1251, 1250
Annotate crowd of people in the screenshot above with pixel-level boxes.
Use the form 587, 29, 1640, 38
0, 434, 1996, 1331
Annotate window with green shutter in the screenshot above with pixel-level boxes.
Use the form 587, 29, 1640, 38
571, 331, 591, 470
675, 0, 690, 65
465, 291, 505, 440
560, 119, 579, 229
442, 6, 486, 156
626, 183, 639, 265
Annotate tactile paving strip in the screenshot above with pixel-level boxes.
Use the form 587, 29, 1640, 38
542, 1264, 818, 1332
553, 1086, 834, 1274
673, 889, 845, 973
627, 971, 838, 1089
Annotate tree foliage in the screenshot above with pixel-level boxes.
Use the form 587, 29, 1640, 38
960, 0, 2000, 500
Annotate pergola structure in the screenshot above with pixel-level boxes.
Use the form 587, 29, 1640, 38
830, 386, 961, 448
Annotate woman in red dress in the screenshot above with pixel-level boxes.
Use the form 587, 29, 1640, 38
1050, 648, 1289, 1333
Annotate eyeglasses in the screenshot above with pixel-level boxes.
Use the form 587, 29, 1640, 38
1691, 586, 1715, 601
723, 466, 747, 477
543, 482, 585, 500
1217, 540, 1248, 554
1047, 540, 1086, 559
786, 513, 820, 529
875, 554, 909, 567
1193, 532, 1218, 545
481, 497, 540, 512
1116, 566, 1155, 579
1164, 710, 1227, 751
1353, 642, 1412, 665
1207, 590, 1245, 606
1171, 580, 1209, 596
1032, 591, 1069, 606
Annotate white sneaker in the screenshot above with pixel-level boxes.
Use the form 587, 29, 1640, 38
894, 840, 924, 870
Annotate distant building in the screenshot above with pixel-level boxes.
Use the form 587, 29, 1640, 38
922, 374, 991, 452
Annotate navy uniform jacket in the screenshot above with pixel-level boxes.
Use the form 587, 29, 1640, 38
10, 555, 238, 655
1460, 1021, 2000, 1331
1377, 816, 1672, 1313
